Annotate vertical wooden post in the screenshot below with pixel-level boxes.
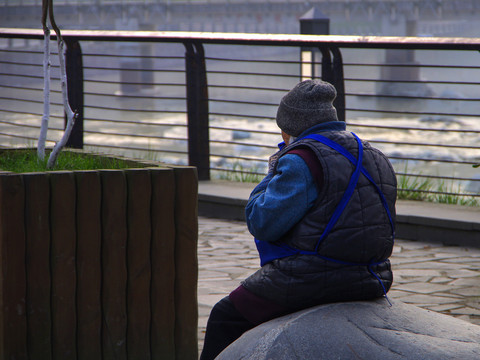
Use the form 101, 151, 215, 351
100, 170, 128, 360
50, 172, 77, 360
0, 174, 28, 359
172, 166, 198, 360
150, 168, 176, 360
125, 169, 152, 359
76, 171, 102, 360
24, 173, 52, 359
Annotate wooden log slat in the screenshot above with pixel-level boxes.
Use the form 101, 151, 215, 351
125, 169, 152, 359
24, 173, 52, 359
50, 172, 77, 360
0, 174, 28, 359
75, 171, 102, 360
101, 170, 128, 360
172, 167, 198, 360
150, 168, 176, 360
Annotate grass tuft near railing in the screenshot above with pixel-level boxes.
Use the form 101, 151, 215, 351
397, 173, 478, 207
214, 162, 263, 183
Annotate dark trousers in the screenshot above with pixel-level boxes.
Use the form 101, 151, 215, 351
200, 296, 255, 360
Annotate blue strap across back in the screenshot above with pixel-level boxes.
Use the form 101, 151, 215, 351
302, 132, 395, 248
311, 133, 363, 252
300, 132, 395, 305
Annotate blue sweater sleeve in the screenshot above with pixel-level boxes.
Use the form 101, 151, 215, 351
245, 153, 318, 242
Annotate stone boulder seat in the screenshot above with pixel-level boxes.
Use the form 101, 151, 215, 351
216, 298, 480, 360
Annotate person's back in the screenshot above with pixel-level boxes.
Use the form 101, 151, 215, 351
243, 128, 396, 310
200, 80, 397, 360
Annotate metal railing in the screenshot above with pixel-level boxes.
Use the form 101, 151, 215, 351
0, 28, 479, 202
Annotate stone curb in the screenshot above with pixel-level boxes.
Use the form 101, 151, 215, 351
198, 180, 480, 248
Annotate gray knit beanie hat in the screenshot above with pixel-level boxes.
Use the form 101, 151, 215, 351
276, 80, 338, 137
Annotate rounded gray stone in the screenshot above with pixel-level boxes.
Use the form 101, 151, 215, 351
216, 298, 480, 360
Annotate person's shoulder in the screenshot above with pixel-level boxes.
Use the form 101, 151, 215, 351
283, 147, 324, 187
278, 151, 310, 170
285, 147, 317, 165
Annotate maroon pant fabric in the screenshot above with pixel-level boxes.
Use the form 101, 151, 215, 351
200, 296, 255, 360
229, 285, 291, 325
201, 286, 293, 359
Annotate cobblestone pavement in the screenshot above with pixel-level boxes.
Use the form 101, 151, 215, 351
197, 216, 480, 352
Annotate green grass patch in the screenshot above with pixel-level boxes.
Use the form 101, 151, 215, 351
397, 173, 433, 202
397, 168, 478, 207
435, 181, 479, 206
0, 149, 135, 173
215, 162, 263, 183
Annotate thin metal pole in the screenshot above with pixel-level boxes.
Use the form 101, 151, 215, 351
65, 38, 84, 149
319, 47, 332, 84
318, 47, 345, 122
184, 42, 210, 180
331, 47, 345, 123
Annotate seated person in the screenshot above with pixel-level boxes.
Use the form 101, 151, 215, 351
200, 79, 397, 360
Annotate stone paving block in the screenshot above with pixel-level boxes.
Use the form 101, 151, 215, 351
213, 266, 252, 275
390, 256, 438, 265
432, 292, 464, 299
399, 294, 461, 305
438, 248, 480, 256
396, 261, 469, 270
450, 307, 480, 316
394, 275, 432, 285
199, 282, 238, 293
443, 258, 480, 265
393, 282, 459, 294
202, 261, 244, 268
198, 294, 226, 308
198, 270, 231, 279
450, 287, 480, 297
395, 240, 433, 250
446, 269, 480, 278
466, 301, 480, 310
430, 277, 455, 283
428, 304, 464, 312
394, 269, 443, 277
395, 250, 438, 257
394, 276, 434, 284
388, 290, 413, 298
433, 252, 471, 259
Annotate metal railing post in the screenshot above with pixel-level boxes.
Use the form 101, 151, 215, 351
319, 47, 345, 122
184, 42, 210, 180
331, 47, 345, 123
319, 47, 332, 83
64, 39, 84, 149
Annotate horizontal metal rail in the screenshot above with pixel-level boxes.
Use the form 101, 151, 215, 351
2, 28, 480, 50
0, 28, 479, 204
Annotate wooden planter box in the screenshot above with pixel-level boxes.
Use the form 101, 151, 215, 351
0, 154, 198, 360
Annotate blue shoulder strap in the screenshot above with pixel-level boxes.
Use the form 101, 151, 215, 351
301, 132, 395, 251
